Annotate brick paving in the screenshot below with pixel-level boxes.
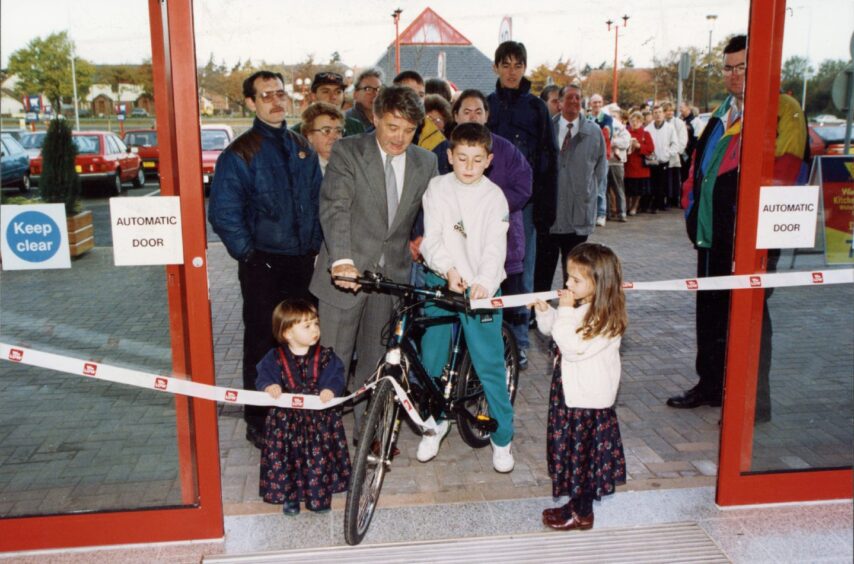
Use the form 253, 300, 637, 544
1, 208, 851, 519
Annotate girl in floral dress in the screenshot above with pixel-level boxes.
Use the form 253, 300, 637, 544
256, 299, 351, 515
532, 243, 627, 531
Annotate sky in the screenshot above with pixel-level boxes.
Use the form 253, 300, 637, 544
2, 0, 852, 74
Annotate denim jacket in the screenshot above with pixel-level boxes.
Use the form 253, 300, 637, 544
208, 118, 323, 261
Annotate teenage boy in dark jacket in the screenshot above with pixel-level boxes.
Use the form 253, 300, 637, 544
208, 70, 323, 448
486, 41, 558, 368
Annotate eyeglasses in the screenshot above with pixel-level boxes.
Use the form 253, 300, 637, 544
256, 89, 287, 102
722, 64, 747, 76
356, 86, 381, 93
309, 126, 344, 137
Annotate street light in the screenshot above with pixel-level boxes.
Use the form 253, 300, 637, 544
392, 8, 403, 75
642, 36, 657, 103
605, 15, 629, 104
705, 14, 718, 112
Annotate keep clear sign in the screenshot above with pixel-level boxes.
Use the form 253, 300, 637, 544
756, 185, 820, 249
0, 204, 71, 270
110, 197, 184, 266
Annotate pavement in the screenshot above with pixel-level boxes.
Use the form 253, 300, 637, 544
1, 207, 851, 561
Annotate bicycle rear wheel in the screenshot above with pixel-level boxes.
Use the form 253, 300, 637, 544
455, 323, 520, 448
343, 378, 398, 545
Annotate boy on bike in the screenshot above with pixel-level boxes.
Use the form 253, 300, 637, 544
418, 122, 515, 472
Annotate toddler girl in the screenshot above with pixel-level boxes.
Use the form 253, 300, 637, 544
255, 299, 351, 515
532, 243, 628, 531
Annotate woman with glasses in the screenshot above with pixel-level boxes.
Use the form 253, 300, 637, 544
301, 102, 345, 176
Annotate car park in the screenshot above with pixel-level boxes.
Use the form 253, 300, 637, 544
200, 124, 234, 195
30, 131, 144, 195
1, 132, 32, 193
123, 129, 159, 176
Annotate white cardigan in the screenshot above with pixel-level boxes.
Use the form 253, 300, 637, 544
536, 303, 622, 409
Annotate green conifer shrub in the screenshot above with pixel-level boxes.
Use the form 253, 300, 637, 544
39, 118, 81, 215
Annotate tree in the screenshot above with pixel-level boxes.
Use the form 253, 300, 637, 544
781, 56, 813, 105
529, 58, 579, 95
7, 31, 92, 112
40, 118, 80, 216
806, 59, 848, 116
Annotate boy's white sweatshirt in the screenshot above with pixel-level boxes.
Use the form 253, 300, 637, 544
421, 172, 509, 296
536, 303, 622, 409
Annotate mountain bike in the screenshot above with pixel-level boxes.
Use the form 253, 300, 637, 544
339, 272, 520, 545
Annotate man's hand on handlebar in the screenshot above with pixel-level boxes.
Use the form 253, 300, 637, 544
331, 263, 361, 291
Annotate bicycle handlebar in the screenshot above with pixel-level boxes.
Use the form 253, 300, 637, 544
334, 271, 470, 312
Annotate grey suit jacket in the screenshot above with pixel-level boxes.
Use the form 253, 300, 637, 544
551, 113, 607, 236
310, 132, 438, 309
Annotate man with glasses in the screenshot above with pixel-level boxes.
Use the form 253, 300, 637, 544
346, 68, 383, 132
208, 70, 323, 448
292, 72, 364, 137
670, 35, 808, 420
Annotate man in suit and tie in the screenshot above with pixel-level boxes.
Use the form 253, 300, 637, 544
534, 82, 607, 291
310, 85, 438, 429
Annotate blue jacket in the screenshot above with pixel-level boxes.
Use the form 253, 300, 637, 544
486, 77, 558, 230
208, 118, 323, 261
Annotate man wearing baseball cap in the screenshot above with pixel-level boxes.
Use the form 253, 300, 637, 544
292, 71, 364, 137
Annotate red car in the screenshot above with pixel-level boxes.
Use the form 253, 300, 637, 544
123, 129, 159, 177
31, 131, 144, 195
200, 124, 235, 196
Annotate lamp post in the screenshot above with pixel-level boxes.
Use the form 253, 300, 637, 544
392, 8, 402, 75
642, 36, 657, 103
705, 14, 718, 112
605, 15, 629, 104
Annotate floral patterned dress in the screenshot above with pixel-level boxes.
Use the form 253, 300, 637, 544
546, 345, 627, 501
255, 344, 351, 510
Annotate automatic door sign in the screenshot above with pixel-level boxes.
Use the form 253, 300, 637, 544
756, 185, 820, 249
0, 204, 71, 270
110, 196, 184, 266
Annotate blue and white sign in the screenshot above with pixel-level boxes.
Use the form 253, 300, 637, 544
1, 204, 71, 270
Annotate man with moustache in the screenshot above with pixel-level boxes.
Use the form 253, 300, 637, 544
209, 70, 323, 448
310, 85, 438, 432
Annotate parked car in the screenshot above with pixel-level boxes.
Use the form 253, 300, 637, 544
30, 131, 144, 195
1, 128, 27, 143
1, 132, 32, 193
200, 124, 234, 195
131, 107, 150, 118
812, 124, 853, 155
19, 131, 47, 159
123, 129, 159, 176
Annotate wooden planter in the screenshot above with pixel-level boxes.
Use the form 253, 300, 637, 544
67, 210, 94, 257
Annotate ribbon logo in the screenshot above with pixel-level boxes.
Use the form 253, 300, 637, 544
686, 279, 699, 290
8, 348, 23, 362
291, 396, 304, 408
812, 272, 824, 284
154, 377, 168, 390
83, 363, 97, 376
490, 298, 504, 308
749, 276, 762, 287
224, 390, 239, 402
622, 281, 634, 289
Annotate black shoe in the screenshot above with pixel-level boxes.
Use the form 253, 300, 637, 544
308, 506, 331, 514
245, 426, 265, 449
282, 501, 300, 515
666, 388, 722, 409
529, 318, 538, 331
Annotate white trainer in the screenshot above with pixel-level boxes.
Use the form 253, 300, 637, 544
491, 440, 515, 473
595, 216, 607, 227
416, 419, 450, 462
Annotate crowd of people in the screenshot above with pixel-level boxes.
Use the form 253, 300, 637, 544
206, 34, 809, 531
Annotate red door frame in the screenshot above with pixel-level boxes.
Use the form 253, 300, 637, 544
716, 0, 853, 505
0, 0, 224, 551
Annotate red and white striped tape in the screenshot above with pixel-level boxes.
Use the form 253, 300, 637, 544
472, 269, 854, 310
0, 343, 439, 433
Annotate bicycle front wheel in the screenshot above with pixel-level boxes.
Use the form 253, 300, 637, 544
343, 378, 399, 545
455, 323, 520, 448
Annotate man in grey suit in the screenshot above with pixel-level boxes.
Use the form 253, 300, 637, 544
310, 85, 438, 429
533, 82, 607, 291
